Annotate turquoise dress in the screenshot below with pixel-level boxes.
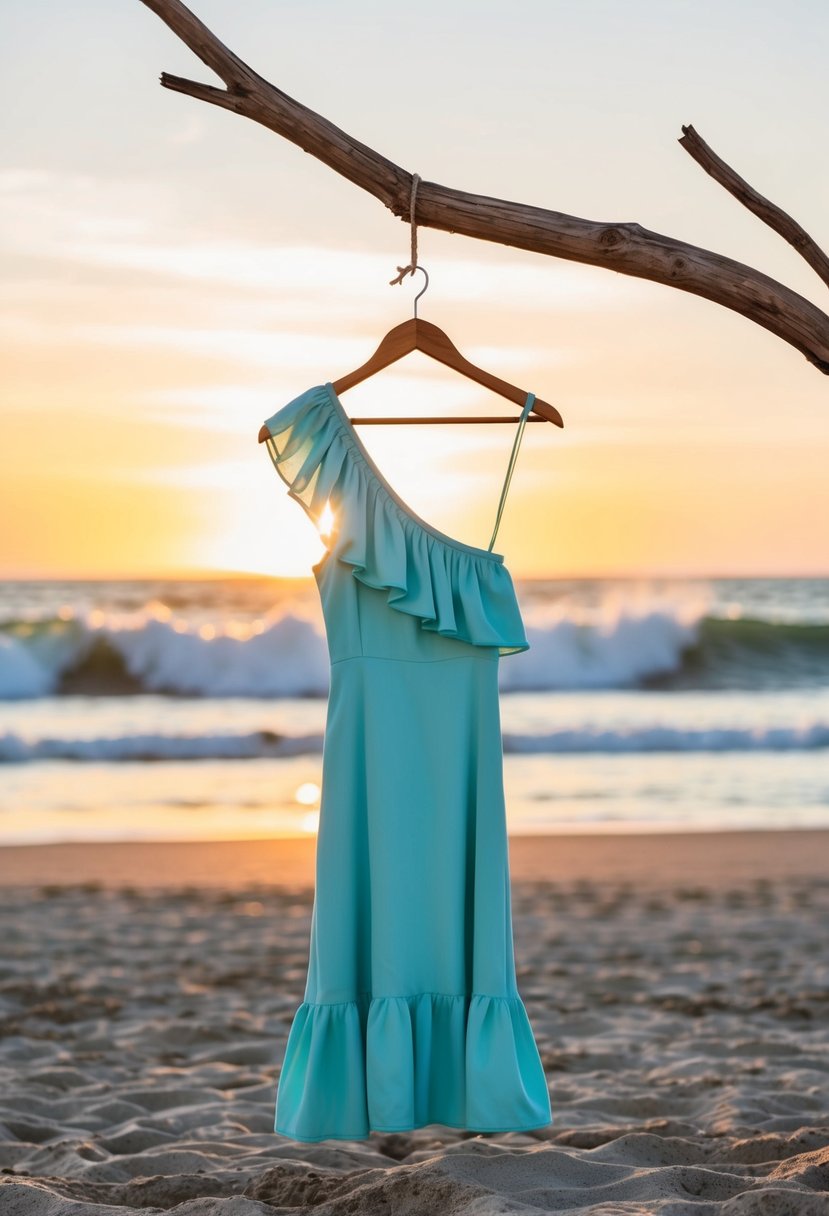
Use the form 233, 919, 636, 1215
262, 381, 551, 1142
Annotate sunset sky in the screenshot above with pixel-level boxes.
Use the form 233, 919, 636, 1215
2, 0, 828, 581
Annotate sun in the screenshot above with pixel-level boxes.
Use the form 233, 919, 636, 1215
190, 489, 337, 579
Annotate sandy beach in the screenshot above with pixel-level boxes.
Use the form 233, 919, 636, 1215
0, 829, 827, 1214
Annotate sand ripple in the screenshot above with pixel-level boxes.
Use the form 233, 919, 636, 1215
0, 875, 827, 1214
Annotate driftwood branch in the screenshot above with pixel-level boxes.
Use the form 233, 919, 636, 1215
678, 125, 829, 290
140, 0, 829, 375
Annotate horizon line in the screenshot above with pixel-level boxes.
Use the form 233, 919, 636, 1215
3, 568, 829, 583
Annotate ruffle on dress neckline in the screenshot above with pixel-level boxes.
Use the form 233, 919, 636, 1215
262, 383, 531, 657
274, 990, 552, 1141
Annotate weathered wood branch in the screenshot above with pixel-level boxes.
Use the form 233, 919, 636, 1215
140, 0, 829, 375
679, 124, 829, 290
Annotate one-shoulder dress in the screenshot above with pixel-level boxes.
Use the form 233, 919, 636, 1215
262, 380, 551, 1142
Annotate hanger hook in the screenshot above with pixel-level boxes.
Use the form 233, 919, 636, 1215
411, 265, 429, 319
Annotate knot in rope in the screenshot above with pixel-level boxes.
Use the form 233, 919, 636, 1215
389, 173, 421, 285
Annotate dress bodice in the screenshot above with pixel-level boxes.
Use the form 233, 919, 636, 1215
262, 382, 532, 663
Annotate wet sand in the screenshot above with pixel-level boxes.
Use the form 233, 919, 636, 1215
2, 827, 828, 889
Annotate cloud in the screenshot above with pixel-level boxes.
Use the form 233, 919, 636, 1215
47, 321, 564, 374
0, 167, 654, 311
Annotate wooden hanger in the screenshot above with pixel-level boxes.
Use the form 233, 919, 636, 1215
258, 266, 563, 442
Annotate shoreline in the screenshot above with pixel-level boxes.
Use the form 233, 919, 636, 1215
1, 826, 827, 889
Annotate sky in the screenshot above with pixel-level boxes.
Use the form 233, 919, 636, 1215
2, 0, 828, 581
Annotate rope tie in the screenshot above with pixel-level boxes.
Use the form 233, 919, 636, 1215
389, 174, 421, 285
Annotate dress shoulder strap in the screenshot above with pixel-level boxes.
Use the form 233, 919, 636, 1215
487, 391, 535, 553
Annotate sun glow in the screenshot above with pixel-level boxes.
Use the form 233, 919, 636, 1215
295, 782, 321, 805
295, 782, 321, 835
318, 500, 336, 540
300, 810, 321, 834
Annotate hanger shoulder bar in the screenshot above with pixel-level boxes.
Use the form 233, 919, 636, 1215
332, 319, 418, 394
332, 318, 563, 427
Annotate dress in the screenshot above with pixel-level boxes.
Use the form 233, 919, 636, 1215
261, 380, 551, 1142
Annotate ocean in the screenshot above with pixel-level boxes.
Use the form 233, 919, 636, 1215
1, 575, 827, 844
